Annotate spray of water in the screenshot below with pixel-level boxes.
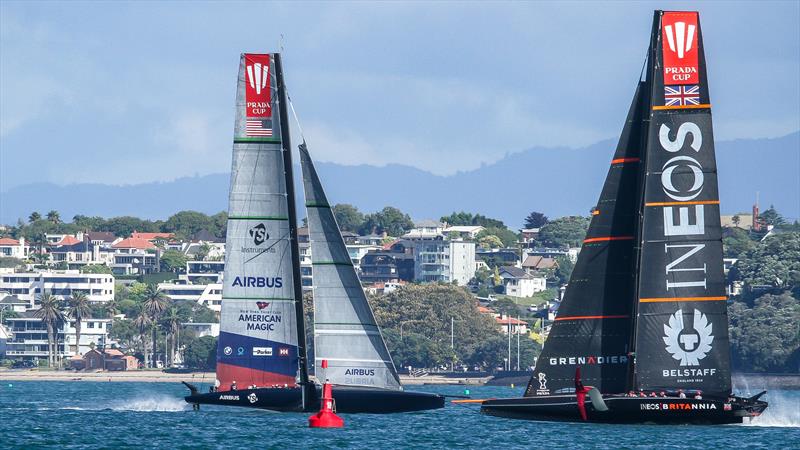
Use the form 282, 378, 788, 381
110, 396, 189, 412
733, 375, 800, 427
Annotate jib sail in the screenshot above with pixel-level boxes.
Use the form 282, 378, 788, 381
525, 82, 646, 396
633, 11, 731, 398
216, 53, 308, 391
299, 142, 402, 390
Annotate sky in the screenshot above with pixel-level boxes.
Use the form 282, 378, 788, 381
1, 1, 798, 192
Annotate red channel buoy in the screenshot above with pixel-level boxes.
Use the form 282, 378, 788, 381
308, 360, 344, 428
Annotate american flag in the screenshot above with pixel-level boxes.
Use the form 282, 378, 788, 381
664, 85, 700, 106
246, 119, 273, 136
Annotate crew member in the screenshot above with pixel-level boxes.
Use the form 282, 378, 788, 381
231, 380, 238, 391
678, 389, 686, 398
694, 390, 703, 400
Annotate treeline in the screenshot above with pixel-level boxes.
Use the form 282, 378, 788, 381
6, 207, 593, 251
723, 207, 800, 373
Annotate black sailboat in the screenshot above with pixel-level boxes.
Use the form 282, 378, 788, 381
183, 52, 443, 413
481, 11, 768, 424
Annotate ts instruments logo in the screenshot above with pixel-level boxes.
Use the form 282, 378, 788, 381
249, 223, 268, 246
664, 21, 696, 59
663, 309, 713, 366
246, 63, 269, 95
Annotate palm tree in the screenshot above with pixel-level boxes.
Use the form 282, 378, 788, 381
34, 294, 66, 368
143, 284, 168, 367
133, 305, 152, 369
29, 211, 41, 223
67, 291, 91, 355
104, 297, 121, 319
46, 210, 61, 224
163, 307, 181, 367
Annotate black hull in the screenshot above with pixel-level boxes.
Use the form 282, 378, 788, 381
481, 394, 767, 425
185, 385, 445, 414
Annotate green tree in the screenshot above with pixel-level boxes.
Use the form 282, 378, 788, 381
99, 216, 157, 237
759, 206, 785, 227
80, 264, 112, 274
538, 216, 590, 248
133, 305, 152, 368
360, 207, 414, 236
46, 210, 61, 224
72, 215, 106, 230
143, 284, 168, 367
34, 294, 66, 367
477, 227, 518, 248
66, 291, 91, 355
722, 228, 757, 258
332, 204, 365, 232
210, 211, 228, 238
183, 335, 217, 370
0, 257, 24, 269
524, 211, 549, 229
109, 318, 138, 350
733, 232, 800, 300
440, 211, 505, 229
161, 211, 212, 240
728, 292, 800, 372
554, 255, 574, 285
160, 249, 187, 272
478, 235, 504, 249
28, 211, 41, 223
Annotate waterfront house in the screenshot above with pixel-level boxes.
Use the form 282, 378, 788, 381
0, 237, 28, 258
499, 266, 547, 298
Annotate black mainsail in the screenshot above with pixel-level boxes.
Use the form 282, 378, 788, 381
633, 11, 731, 398
483, 10, 767, 423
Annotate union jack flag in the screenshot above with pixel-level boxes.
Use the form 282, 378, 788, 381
664, 84, 700, 106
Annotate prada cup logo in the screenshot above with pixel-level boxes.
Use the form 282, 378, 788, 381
661, 155, 704, 201
246, 62, 269, 95
538, 373, 547, 390
249, 223, 268, 246
663, 309, 713, 366
664, 21, 695, 59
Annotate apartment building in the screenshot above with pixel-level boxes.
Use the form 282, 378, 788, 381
0, 269, 114, 303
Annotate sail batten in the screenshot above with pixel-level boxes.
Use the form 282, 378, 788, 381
298, 143, 402, 391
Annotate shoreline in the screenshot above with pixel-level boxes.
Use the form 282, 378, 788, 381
0, 369, 490, 385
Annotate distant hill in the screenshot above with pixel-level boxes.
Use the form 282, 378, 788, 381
1, 132, 797, 228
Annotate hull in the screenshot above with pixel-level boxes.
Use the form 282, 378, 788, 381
185, 385, 444, 413
481, 394, 767, 425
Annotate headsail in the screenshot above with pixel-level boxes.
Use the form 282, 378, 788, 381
633, 11, 731, 397
525, 82, 645, 396
299, 142, 402, 390
216, 53, 304, 390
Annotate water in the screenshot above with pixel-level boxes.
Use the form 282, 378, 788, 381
0, 382, 797, 449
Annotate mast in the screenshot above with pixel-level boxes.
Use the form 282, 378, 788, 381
627, 11, 660, 391
274, 53, 312, 406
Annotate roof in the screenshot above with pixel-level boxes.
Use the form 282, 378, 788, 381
414, 219, 443, 228
477, 305, 494, 314
0, 295, 26, 304
104, 349, 124, 357
445, 225, 484, 232
112, 238, 156, 250
55, 236, 81, 246
130, 232, 173, 241
496, 317, 528, 325
86, 231, 117, 242
499, 266, 532, 279
0, 237, 20, 246
522, 255, 557, 270
190, 229, 224, 243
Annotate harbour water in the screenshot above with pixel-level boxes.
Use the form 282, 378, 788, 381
1, 381, 798, 449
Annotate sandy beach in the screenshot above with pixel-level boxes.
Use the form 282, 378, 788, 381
0, 369, 490, 385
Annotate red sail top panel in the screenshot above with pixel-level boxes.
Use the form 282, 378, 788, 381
243, 53, 272, 118
661, 12, 699, 85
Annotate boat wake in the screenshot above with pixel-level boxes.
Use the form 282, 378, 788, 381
109, 396, 189, 412
740, 392, 800, 428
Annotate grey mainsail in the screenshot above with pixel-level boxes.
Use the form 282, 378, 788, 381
298, 142, 402, 390
216, 53, 304, 390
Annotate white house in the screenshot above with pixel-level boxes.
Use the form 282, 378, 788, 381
0, 237, 28, 258
443, 225, 485, 239
499, 266, 547, 298
411, 238, 476, 286
5, 311, 112, 361
159, 282, 222, 312
182, 322, 220, 338
0, 269, 115, 303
